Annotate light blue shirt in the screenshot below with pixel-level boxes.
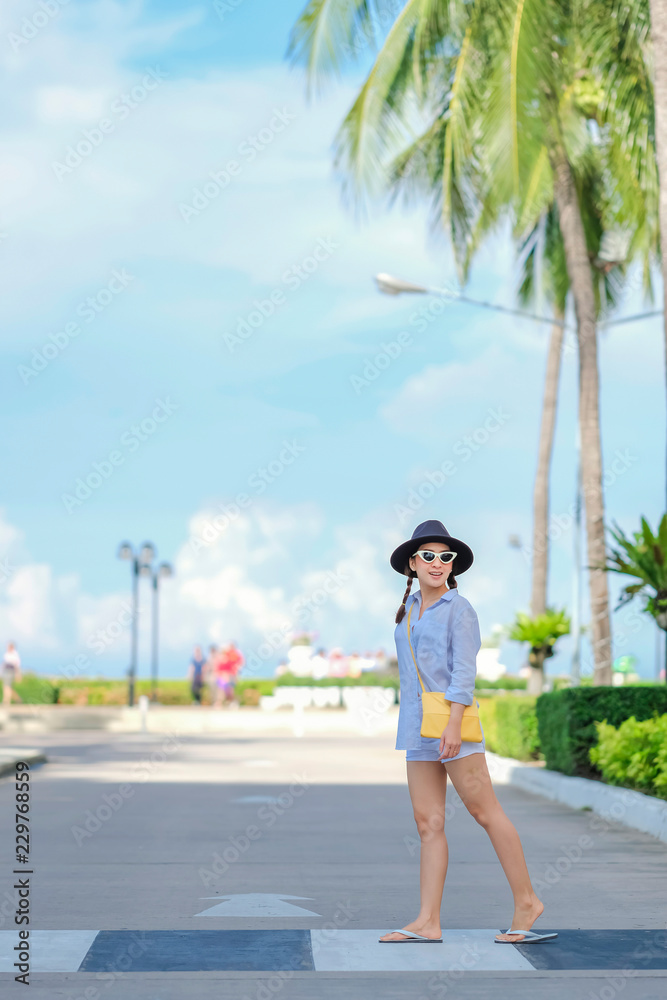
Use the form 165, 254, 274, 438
393, 587, 481, 750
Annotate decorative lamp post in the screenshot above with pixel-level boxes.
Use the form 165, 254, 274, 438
117, 541, 156, 707
140, 561, 173, 703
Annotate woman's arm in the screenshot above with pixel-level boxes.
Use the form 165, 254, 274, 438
445, 603, 481, 706
439, 603, 481, 758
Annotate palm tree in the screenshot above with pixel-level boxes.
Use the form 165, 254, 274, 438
650, 0, 667, 506
507, 607, 571, 694
518, 183, 628, 621
289, 0, 653, 685
604, 513, 667, 679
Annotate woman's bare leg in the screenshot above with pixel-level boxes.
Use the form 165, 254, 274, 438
379, 761, 448, 942
444, 753, 544, 942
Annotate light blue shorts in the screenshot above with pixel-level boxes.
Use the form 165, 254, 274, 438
405, 729, 486, 764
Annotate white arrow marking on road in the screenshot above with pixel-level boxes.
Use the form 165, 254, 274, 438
195, 894, 321, 917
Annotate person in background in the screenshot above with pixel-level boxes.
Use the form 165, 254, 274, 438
226, 641, 244, 709
310, 647, 329, 681
188, 645, 207, 704
2, 641, 23, 705
347, 652, 362, 678
205, 644, 219, 706
214, 642, 244, 708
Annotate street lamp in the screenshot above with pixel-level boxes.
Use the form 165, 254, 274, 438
117, 541, 156, 707
140, 560, 173, 703
375, 272, 662, 330
375, 273, 570, 327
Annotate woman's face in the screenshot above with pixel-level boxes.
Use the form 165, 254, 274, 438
408, 542, 453, 591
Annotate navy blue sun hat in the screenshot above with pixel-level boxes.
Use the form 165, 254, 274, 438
390, 519, 474, 578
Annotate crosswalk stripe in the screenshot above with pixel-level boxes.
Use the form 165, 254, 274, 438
310, 928, 535, 972
0, 930, 98, 973
1, 929, 665, 974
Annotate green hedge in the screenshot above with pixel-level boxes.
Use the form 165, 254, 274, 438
590, 715, 667, 799
274, 672, 398, 689
9, 673, 398, 706
13, 673, 60, 704
476, 696, 540, 761
536, 686, 667, 777
474, 675, 527, 690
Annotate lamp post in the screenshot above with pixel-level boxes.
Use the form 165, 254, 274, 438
375, 272, 662, 331
140, 561, 173, 703
117, 541, 155, 707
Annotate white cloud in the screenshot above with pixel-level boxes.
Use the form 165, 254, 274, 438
379, 340, 538, 441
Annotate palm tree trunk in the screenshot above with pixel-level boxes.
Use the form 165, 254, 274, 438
550, 144, 612, 686
531, 312, 565, 618
649, 0, 667, 511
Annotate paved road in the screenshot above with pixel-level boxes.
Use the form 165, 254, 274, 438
0, 727, 666, 998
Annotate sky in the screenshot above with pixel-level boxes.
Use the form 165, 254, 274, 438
0, 0, 665, 685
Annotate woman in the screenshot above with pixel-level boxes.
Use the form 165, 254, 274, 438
379, 520, 556, 946
1, 641, 23, 705
187, 645, 207, 704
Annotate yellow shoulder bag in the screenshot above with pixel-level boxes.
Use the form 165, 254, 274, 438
406, 600, 483, 742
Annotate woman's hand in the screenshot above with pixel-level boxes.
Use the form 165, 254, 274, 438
438, 720, 462, 759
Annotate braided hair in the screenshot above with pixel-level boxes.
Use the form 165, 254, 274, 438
394, 561, 458, 624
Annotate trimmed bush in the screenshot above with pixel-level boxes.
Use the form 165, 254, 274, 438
536, 686, 667, 777
476, 697, 497, 749
475, 696, 539, 761
590, 715, 667, 799
474, 675, 527, 690
493, 697, 540, 760
13, 673, 60, 704
274, 671, 398, 689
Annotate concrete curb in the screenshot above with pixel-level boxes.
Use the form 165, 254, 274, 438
487, 751, 667, 844
0, 748, 48, 777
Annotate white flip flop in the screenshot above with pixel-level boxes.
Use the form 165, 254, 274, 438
379, 927, 443, 943
495, 928, 558, 943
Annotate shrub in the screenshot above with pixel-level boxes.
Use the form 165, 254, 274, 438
493, 697, 540, 760
590, 715, 667, 799
476, 697, 497, 749
274, 672, 398, 690
235, 679, 276, 697
474, 675, 527, 690
475, 695, 539, 761
13, 673, 59, 704
536, 685, 667, 777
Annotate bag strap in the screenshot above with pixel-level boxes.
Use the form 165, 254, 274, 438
406, 601, 427, 694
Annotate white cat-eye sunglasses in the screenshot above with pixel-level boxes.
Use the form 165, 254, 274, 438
412, 549, 456, 565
